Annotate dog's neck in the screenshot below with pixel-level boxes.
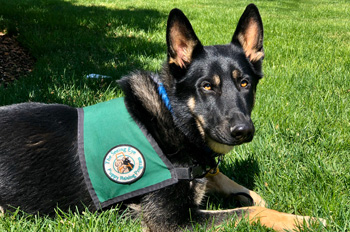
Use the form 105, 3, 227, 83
150, 73, 223, 167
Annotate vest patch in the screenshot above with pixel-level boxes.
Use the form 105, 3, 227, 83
103, 145, 146, 184
77, 98, 178, 209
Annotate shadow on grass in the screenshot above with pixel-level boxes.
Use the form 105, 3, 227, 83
222, 154, 260, 190
205, 155, 261, 209
0, 0, 166, 104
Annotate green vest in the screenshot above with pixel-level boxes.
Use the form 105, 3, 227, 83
77, 98, 178, 209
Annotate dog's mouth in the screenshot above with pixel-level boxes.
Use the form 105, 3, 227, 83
205, 127, 254, 154
206, 136, 234, 154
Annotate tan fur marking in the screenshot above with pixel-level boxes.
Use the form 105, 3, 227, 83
187, 97, 196, 113
195, 115, 206, 138
206, 172, 266, 207
187, 97, 206, 138
199, 206, 326, 232
250, 51, 264, 62
0, 206, 4, 216
169, 22, 197, 68
168, 57, 177, 65
237, 19, 263, 62
245, 21, 259, 55
192, 181, 207, 206
243, 207, 327, 232
206, 137, 233, 154
232, 70, 240, 80
213, 75, 220, 86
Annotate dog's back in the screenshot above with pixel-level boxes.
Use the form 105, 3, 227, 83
0, 103, 91, 214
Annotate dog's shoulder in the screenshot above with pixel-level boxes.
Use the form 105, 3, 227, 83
118, 71, 184, 153
119, 71, 166, 113
118, 71, 166, 118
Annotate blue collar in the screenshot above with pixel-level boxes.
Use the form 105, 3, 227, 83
151, 74, 173, 114
157, 82, 173, 114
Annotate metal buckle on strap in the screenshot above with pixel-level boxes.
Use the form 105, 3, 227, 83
205, 155, 223, 177
205, 167, 220, 177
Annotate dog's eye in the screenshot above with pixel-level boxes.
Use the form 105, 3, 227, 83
203, 83, 212, 91
240, 80, 249, 88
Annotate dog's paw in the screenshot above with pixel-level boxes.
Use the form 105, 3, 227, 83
296, 215, 327, 229
229, 190, 266, 207
0, 206, 4, 217
242, 206, 326, 232
248, 190, 267, 207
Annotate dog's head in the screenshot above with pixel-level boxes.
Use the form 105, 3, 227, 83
165, 4, 264, 154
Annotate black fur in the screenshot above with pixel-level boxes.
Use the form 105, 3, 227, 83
0, 4, 265, 231
0, 103, 92, 215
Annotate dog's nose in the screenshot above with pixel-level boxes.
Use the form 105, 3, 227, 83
230, 124, 254, 142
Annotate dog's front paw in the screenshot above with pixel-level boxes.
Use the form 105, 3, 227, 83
236, 206, 327, 232
248, 190, 267, 207
296, 215, 327, 229
230, 190, 266, 207
206, 172, 267, 207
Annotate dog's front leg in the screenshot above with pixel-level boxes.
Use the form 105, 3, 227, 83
197, 206, 326, 232
206, 172, 266, 207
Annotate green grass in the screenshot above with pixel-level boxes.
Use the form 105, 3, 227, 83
0, 0, 349, 231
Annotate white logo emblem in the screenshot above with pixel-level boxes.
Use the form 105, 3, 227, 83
103, 145, 146, 184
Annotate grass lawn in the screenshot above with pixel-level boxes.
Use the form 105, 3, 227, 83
0, 0, 349, 231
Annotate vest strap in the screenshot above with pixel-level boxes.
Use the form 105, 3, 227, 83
175, 165, 207, 180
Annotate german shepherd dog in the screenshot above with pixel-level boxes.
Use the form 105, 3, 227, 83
0, 4, 325, 231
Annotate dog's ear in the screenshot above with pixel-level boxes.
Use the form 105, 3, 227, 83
232, 4, 264, 64
166, 9, 203, 69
